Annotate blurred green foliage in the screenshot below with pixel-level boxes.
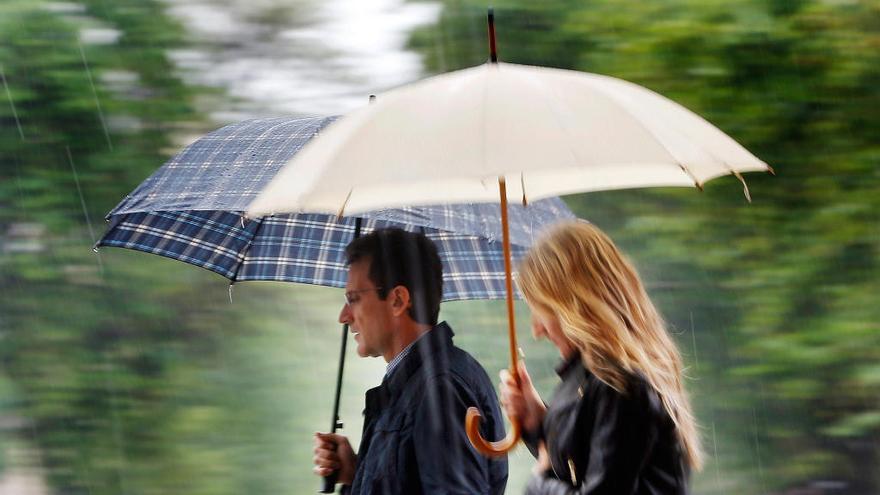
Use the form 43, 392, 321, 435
0, 1, 321, 493
0, 0, 877, 494
412, 0, 880, 493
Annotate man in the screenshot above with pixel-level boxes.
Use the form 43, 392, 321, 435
313, 228, 508, 494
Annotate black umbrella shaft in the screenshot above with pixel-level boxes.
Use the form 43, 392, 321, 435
329, 325, 349, 434
321, 217, 362, 493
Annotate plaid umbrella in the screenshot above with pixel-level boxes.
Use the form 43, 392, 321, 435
97, 116, 575, 301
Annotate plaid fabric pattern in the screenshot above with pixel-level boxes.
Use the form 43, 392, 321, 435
385, 332, 424, 377
107, 116, 337, 216
98, 209, 547, 301
98, 116, 576, 301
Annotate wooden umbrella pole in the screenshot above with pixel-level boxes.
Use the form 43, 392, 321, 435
498, 177, 519, 370
464, 176, 521, 457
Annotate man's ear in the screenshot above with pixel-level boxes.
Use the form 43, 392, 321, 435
389, 286, 411, 317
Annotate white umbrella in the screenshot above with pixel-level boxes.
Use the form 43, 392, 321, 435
248, 61, 768, 214
248, 10, 771, 456
248, 69, 768, 217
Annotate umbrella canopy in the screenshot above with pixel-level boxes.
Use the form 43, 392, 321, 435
248, 63, 771, 218
97, 116, 575, 301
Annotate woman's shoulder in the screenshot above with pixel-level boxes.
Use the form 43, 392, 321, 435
582, 366, 667, 417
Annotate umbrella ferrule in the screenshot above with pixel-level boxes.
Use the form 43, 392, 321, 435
487, 8, 498, 63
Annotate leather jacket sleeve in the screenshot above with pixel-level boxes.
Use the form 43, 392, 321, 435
520, 401, 547, 459
521, 423, 543, 459
525, 381, 660, 495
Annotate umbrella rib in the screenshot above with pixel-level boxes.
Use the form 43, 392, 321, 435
585, 80, 707, 189
656, 114, 756, 201
516, 65, 584, 172
590, 75, 767, 197
336, 188, 353, 218
228, 213, 268, 284
481, 64, 490, 179
518, 66, 702, 189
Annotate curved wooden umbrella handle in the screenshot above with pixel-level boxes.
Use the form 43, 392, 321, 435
465, 406, 521, 457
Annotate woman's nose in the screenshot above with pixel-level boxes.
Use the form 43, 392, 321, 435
531, 320, 545, 339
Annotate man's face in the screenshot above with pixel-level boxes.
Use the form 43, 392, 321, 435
338, 259, 395, 359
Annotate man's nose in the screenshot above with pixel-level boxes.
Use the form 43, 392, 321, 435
339, 303, 352, 325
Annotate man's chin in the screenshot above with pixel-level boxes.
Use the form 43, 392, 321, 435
356, 347, 382, 359
355, 342, 371, 358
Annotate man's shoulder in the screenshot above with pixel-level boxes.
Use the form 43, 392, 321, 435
446, 345, 499, 408
449, 344, 492, 379
399, 345, 492, 394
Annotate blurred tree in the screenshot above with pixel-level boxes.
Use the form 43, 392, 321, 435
0, 1, 303, 493
1, 0, 876, 493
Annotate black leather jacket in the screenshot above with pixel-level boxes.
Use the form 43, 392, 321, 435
345, 322, 508, 494
523, 356, 689, 495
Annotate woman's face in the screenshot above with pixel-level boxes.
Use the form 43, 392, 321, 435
529, 306, 577, 360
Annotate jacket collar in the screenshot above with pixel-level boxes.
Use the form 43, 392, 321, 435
555, 353, 582, 377
365, 321, 455, 412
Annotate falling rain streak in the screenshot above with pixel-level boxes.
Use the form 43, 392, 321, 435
689, 311, 698, 369
711, 421, 720, 489
752, 407, 766, 495
78, 42, 113, 151
67, 146, 104, 274
1, 63, 24, 140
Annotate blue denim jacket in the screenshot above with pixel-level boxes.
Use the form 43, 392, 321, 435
346, 322, 508, 495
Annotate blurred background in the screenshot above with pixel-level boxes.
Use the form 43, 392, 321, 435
1, 0, 878, 493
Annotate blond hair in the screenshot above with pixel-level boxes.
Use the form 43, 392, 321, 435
518, 220, 703, 470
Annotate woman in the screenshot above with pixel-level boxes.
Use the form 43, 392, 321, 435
500, 221, 702, 494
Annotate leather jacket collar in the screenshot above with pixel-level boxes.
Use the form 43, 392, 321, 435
554, 353, 581, 377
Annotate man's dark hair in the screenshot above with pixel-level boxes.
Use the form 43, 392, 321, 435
345, 228, 443, 325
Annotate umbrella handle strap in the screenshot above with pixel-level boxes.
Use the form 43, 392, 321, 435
465, 406, 520, 457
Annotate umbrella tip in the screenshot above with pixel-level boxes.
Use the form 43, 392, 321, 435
732, 170, 752, 203
766, 164, 776, 176
487, 7, 498, 63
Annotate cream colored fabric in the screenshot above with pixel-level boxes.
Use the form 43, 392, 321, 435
248, 62, 769, 217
